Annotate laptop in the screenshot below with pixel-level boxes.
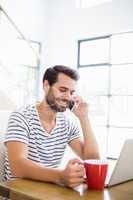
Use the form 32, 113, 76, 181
105, 139, 133, 187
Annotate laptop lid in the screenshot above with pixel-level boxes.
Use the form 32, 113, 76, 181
107, 139, 133, 187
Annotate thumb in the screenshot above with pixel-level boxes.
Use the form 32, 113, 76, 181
69, 158, 82, 165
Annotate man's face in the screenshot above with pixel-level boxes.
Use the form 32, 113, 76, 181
45, 73, 76, 112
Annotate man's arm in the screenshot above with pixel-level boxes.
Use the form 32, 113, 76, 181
69, 99, 100, 160
6, 141, 85, 188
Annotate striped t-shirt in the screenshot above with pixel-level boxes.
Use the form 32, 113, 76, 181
4, 104, 80, 180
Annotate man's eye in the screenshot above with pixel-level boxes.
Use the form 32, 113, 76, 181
60, 89, 66, 93
71, 91, 76, 96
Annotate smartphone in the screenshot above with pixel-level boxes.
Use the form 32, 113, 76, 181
69, 100, 75, 110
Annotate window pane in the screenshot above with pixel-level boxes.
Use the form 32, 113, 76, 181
109, 96, 133, 127
78, 66, 109, 95
107, 128, 133, 158
0, 64, 37, 107
93, 126, 108, 158
0, 8, 40, 135
111, 33, 133, 64
89, 96, 108, 126
79, 37, 110, 65
0, 12, 39, 67
0, 11, 19, 39
15, 40, 39, 66
0, 39, 39, 67
78, 32, 133, 160
111, 65, 133, 95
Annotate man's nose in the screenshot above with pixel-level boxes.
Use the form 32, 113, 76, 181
62, 92, 72, 100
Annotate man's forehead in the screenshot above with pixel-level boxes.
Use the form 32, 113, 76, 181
54, 74, 77, 90
55, 83, 76, 91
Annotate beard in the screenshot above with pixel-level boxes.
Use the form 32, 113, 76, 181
45, 88, 69, 112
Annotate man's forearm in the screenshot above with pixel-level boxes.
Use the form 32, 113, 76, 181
79, 116, 100, 160
11, 158, 62, 184
11, 158, 85, 188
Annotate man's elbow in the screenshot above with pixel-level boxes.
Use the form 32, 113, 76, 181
91, 151, 100, 159
10, 159, 27, 178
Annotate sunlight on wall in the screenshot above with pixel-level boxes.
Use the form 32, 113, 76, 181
76, 0, 112, 8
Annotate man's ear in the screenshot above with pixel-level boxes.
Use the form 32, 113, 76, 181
43, 80, 50, 93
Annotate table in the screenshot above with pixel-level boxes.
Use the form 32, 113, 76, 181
0, 179, 133, 200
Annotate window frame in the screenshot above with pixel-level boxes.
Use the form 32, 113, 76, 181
0, 5, 41, 107
77, 32, 133, 159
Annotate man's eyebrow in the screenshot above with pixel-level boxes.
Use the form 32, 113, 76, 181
59, 86, 68, 90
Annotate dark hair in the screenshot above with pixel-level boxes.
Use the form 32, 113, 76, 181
42, 65, 79, 86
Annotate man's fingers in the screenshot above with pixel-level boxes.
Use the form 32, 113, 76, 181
74, 163, 84, 170
68, 177, 84, 188
64, 158, 86, 188
68, 158, 82, 165
71, 169, 85, 178
75, 170, 85, 177
68, 159, 85, 174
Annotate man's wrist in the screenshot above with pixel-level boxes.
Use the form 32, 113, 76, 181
55, 168, 65, 186
78, 114, 89, 122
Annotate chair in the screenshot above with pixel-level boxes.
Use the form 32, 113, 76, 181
0, 137, 14, 200
0, 139, 5, 182
0, 136, 8, 199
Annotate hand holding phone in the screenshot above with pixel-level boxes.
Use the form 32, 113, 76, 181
68, 96, 82, 110
69, 96, 89, 117
69, 100, 75, 110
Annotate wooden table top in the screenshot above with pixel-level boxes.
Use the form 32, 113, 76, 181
0, 179, 133, 200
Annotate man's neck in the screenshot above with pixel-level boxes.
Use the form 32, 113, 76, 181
36, 99, 56, 123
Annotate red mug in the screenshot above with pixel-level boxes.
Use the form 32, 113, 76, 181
84, 159, 108, 190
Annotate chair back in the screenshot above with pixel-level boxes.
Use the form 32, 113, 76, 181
0, 136, 5, 182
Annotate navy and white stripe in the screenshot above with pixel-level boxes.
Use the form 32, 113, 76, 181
4, 104, 80, 180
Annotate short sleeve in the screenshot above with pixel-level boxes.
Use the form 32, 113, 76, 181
4, 112, 30, 145
67, 118, 81, 143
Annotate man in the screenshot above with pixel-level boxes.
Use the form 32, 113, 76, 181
4, 65, 100, 188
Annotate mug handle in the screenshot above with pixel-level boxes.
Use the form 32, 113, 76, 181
78, 162, 87, 182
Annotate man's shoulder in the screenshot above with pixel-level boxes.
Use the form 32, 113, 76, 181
10, 103, 36, 119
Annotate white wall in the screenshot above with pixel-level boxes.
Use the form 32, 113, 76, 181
44, 0, 133, 68
112, 0, 133, 32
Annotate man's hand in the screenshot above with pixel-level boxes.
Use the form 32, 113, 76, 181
69, 96, 100, 160
60, 158, 85, 188
72, 96, 89, 119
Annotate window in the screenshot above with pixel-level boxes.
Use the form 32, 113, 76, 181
78, 32, 133, 159
0, 7, 41, 110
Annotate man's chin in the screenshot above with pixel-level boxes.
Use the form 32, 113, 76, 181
56, 106, 67, 112
49, 104, 67, 112
55, 102, 68, 112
